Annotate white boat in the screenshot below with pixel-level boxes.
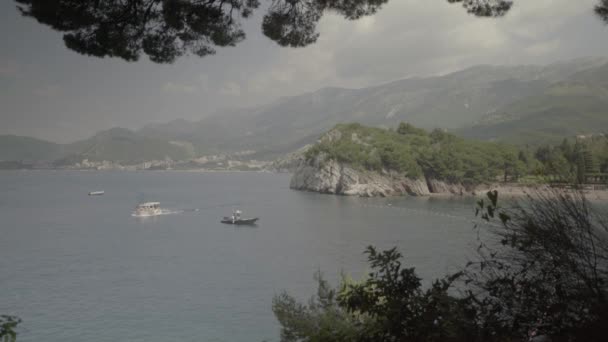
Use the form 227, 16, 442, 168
133, 202, 162, 217
88, 191, 104, 196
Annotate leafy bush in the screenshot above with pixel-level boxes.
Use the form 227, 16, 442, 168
397, 122, 428, 136
274, 190, 608, 341
273, 272, 362, 342
0, 316, 21, 342
273, 248, 477, 342
466, 190, 608, 340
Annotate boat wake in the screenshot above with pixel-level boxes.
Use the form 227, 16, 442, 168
131, 209, 184, 218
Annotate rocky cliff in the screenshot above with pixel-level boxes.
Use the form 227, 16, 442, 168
290, 153, 476, 197
269, 145, 311, 173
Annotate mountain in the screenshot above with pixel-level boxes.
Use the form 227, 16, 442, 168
0, 135, 63, 161
3, 57, 608, 164
139, 57, 608, 155
55, 127, 194, 164
460, 61, 608, 144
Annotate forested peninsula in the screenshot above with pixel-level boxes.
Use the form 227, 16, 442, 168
290, 123, 608, 197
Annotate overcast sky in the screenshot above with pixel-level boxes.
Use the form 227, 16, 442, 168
1, 0, 607, 143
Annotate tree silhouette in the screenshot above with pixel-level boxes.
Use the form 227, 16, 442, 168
597, 0, 608, 22
13, 0, 517, 63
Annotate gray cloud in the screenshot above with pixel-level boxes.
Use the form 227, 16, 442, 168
162, 82, 198, 94
0, 0, 607, 142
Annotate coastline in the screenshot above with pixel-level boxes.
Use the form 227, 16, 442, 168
0, 168, 274, 173
428, 184, 608, 202
3, 168, 607, 201
287, 153, 608, 201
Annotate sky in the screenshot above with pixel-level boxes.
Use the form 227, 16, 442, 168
1, 0, 607, 143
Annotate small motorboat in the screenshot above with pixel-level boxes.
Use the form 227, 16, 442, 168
88, 191, 105, 196
133, 202, 162, 217
221, 217, 259, 225
221, 210, 259, 225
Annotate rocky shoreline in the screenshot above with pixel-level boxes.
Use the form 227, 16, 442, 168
289, 154, 608, 200
290, 153, 472, 197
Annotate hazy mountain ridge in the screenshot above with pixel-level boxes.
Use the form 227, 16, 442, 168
137, 57, 608, 156
0, 135, 63, 161
57, 127, 195, 164
460, 60, 608, 143
0, 128, 195, 166
3, 57, 608, 165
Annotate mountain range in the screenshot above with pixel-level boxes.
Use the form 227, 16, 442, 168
2, 57, 608, 165
0, 128, 194, 165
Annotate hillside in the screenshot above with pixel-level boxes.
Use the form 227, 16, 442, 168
290, 123, 531, 197
139, 57, 608, 156
459, 64, 608, 144
3, 57, 608, 163
55, 128, 194, 165
0, 135, 63, 161
306, 123, 523, 183
292, 123, 608, 197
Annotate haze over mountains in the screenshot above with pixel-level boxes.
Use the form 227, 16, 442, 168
2, 57, 608, 164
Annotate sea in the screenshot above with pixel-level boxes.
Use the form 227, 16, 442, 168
0, 170, 483, 342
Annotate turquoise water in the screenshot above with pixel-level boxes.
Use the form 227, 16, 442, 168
0, 171, 479, 342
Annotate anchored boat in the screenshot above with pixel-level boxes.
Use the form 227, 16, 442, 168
88, 191, 104, 196
221, 210, 259, 225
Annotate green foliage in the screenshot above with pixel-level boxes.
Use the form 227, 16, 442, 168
533, 135, 608, 183
339, 247, 477, 342
397, 122, 428, 136
274, 190, 608, 341
14, 0, 516, 63
306, 123, 423, 177
272, 271, 361, 342
307, 123, 531, 184
469, 190, 608, 340
422, 136, 523, 184
0, 316, 21, 342
447, 0, 513, 17
273, 247, 480, 342
308, 124, 608, 186
596, 0, 608, 23
582, 135, 608, 174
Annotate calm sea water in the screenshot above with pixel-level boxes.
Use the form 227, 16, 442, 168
0, 171, 480, 342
